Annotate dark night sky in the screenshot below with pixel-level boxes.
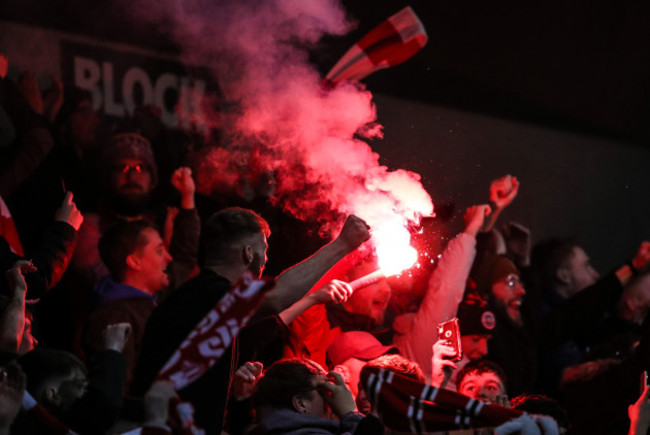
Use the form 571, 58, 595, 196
3, 0, 650, 145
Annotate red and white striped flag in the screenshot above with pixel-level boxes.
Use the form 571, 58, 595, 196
157, 272, 275, 390
324, 7, 428, 86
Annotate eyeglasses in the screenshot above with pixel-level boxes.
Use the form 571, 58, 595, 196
502, 274, 521, 288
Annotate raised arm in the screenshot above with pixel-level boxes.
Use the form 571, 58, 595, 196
254, 214, 369, 318
534, 241, 650, 351
164, 167, 200, 294
395, 205, 490, 383
482, 175, 518, 232
1, 260, 36, 353
24, 191, 82, 297
278, 279, 352, 325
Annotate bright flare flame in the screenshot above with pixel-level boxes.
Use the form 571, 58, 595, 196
373, 219, 418, 276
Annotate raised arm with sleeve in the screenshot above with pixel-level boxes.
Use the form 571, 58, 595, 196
482, 175, 518, 233
252, 214, 370, 320
161, 167, 200, 297
0, 261, 35, 353
394, 205, 490, 383
533, 240, 650, 351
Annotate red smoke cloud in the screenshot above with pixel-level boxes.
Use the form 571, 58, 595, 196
124, 0, 434, 256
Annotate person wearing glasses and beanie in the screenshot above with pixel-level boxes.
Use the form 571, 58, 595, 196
474, 246, 650, 397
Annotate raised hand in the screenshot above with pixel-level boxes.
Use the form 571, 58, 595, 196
632, 241, 650, 272
337, 215, 370, 251
54, 191, 84, 231
464, 205, 491, 237
144, 380, 178, 426
431, 339, 458, 387
233, 361, 263, 401
102, 322, 132, 353
318, 371, 357, 417
308, 280, 353, 305
5, 260, 37, 297
170, 167, 195, 209
489, 175, 519, 210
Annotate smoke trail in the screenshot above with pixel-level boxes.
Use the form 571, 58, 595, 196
125, 0, 433, 242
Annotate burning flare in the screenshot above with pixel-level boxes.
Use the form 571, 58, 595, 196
349, 217, 420, 291
373, 219, 418, 276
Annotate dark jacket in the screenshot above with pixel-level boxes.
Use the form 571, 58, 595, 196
247, 408, 365, 435
0, 221, 78, 299
131, 270, 289, 434
84, 277, 157, 389
486, 272, 624, 396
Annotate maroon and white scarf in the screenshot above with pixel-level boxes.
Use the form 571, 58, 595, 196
157, 272, 275, 390
360, 366, 523, 433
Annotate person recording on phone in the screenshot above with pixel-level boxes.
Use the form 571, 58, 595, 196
393, 204, 492, 384
430, 293, 496, 390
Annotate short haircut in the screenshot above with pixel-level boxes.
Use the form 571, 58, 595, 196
253, 358, 326, 411
530, 238, 581, 292
19, 348, 86, 398
511, 394, 569, 429
365, 354, 425, 383
201, 207, 271, 266
99, 220, 158, 281
456, 359, 508, 392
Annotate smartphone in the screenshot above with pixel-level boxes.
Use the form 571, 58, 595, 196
641, 371, 648, 395
438, 317, 463, 362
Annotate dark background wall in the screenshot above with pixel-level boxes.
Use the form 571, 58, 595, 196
373, 93, 650, 272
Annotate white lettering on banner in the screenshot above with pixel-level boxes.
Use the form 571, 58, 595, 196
72, 56, 206, 127
218, 292, 236, 313
74, 57, 102, 111
195, 309, 221, 337
154, 73, 178, 125
103, 62, 125, 117
197, 319, 239, 358
123, 67, 153, 114
234, 280, 265, 299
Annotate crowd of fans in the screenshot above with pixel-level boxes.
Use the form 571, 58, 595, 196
1, 55, 650, 435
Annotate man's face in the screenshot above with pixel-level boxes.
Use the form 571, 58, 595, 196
460, 334, 490, 360
299, 374, 329, 419
564, 247, 599, 294
132, 228, 172, 293
106, 157, 155, 216
344, 281, 392, 326
247, 233, 268, 278
109, 157, 154, 197
53, 367, 88, 412
491, 273, 526, 325
458, 370, 506, 404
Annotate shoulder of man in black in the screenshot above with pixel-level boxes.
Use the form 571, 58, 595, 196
129, 270, 231, 396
